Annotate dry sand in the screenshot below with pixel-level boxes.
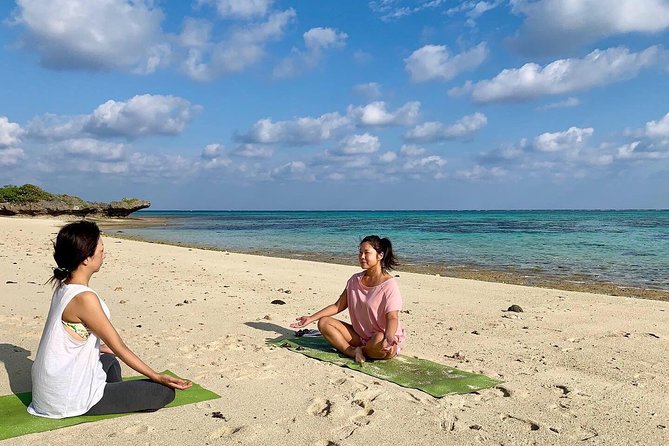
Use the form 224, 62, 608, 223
1, 216, 667, 445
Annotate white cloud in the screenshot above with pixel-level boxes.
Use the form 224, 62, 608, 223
335, 133, 380, 155
198, 0, 273, 19
241, 112, 350, 145
369, 0, 448, 22
202, 144, 224, 160
405, 112, 487, 142
400, 144, 426, 156
537, 97, 580, 111
13, 0, 169, 73
616, 141, 669, 160
83, 95, 200, 139
27, 95, 200, 141
273, 27, 347, 78
353, 82, 382, 100
0, 148, 26, 167
379, 151, 397, 163
233, 144, 273, 158
510, 0, 669, 55
403, 155, 448, 178
0, 117, 24, 147
405, 42, 488, 82
645, 112, 669, 140
347, 101, 420, 127
57, 138, 127, 161
182, 9, 296, 81
450, 46, 666, 103
534, 127, 593, 153
269, 161, 314, 181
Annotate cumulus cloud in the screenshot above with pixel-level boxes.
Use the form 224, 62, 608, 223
348, 101, 420, 127
645, 112, 669, 141
233, 143, 273, 158
616, 141, 669, 160
333, 133, 380, 155
0, 116, 26, 166
27, 95, 200, 141
534, 127, 593, 153
510, 0, 669, 56
403, 155, 447, 179
269, 160, 314, 181
182, 9, 296, 81
198, 0, 274, 19
56, 138, 127, 162
450, 46, 667, 103
273, 27, 347, 78
379, 151, 397, 163
0, 148, 26, 167
240, 112, 349, 145
0, 117, 24, 147
405, 42, 488, 82
83, 95, 201, 139
400, 144, 426, 156
13, 0, 169, 73
201, 143, 224, 160
405, 112, 487, 143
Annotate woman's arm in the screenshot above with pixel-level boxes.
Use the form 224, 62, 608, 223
70, 292, 191, 390
290, 289, 347, 328
382, 310, 400, 351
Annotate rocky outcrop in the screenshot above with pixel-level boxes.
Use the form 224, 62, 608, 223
0, 198, 150, 217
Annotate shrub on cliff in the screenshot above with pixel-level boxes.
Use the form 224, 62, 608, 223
0, 184, 55, 203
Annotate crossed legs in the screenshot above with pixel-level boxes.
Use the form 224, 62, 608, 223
317, 316, 398, 364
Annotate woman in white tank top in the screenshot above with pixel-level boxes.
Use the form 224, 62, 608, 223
28, 221, 191, 419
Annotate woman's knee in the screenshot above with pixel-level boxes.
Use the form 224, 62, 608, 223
317, 316, 333, 331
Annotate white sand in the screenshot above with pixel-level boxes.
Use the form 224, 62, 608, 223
1, 216, 667, 445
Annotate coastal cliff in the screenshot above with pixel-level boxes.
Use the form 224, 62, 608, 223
0, 184, 150, 217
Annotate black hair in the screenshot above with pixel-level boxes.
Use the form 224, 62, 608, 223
360, 235, 399, 272
49, 220, 101, 286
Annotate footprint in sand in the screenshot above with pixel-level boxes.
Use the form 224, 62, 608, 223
208, 425, 245, 439
308, 398, 333, 417
123, 424, 153, 434
350, 408, 374, 426
501, 414, 540, 431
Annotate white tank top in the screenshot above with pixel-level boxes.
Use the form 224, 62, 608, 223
28, 284, 110, 418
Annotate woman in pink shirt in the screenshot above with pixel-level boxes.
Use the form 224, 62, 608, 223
292, 235, 406, 363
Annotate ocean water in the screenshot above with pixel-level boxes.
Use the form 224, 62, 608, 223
118, 210, 669, 290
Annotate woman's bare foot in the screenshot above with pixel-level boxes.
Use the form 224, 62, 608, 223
354, 346, 366, 364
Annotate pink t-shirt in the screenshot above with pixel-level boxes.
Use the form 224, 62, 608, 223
346, 272, 406, 345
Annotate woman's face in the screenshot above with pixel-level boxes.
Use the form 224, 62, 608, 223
88, 237, 105, 272
358, 242, 382, 270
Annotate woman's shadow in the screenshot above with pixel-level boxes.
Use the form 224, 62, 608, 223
0, 344, 34, 406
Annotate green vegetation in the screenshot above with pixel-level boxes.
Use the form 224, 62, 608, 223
0, 184, 55, 203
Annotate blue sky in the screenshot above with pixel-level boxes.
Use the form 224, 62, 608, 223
1, 0, 668, 210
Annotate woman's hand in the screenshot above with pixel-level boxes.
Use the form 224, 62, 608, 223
154, 373, 192, 390
382, 334, 398, 352
290, 316, 313, 328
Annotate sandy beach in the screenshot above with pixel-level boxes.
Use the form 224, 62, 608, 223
1, 216, 667, 445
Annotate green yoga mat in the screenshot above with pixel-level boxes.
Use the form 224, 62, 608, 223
0, 371, 220, 441
268, 336, 501, 397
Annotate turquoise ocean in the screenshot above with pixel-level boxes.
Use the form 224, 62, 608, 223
119, 210, 668, 291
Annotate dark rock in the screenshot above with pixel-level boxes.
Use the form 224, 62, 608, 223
271, 299, 286, 305
507, 304, 524, 312
0, 194, 150, 218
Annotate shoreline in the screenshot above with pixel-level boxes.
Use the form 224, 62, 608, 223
99, 218, 669, 301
